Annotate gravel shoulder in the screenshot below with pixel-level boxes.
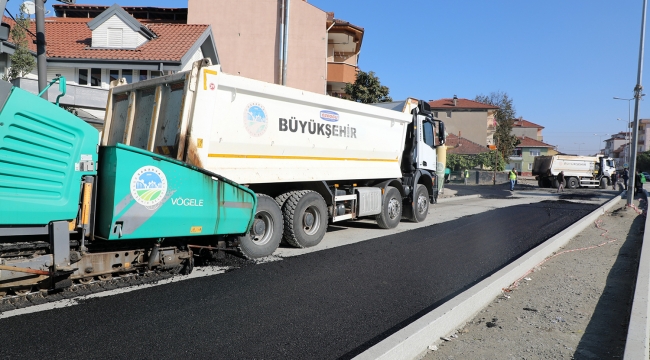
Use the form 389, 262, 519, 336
421, 193, 646, 360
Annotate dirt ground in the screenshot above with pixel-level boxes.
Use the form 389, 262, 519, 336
421, 194, 646, 360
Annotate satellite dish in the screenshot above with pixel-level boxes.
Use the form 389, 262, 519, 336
21, 1, 36, 15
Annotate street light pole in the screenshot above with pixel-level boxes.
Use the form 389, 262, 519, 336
626, 0, 647, 207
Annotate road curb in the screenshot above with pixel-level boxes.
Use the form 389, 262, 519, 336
624, 189, 650, 359
437, 194, 481, 203
354, 194, 622, 360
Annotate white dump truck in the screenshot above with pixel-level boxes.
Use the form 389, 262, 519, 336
532, 155, 616, 189
102, 59, 446, 258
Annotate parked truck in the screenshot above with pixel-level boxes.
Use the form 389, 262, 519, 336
532, 155, 616, 189
103, 59, 446, 259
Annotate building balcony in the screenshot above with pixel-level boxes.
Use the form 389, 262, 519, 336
327, 62, 358, 84
11, 77, 108, 109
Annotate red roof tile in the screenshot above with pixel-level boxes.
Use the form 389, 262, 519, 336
516, 136, 554, 148
428, 98, 499, 110
445, 134, 491, 155
513, 118, 544, 129
5, 16, 208, 62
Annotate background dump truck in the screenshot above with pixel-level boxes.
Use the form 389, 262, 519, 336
103, 59, 446, 258
532, 155, 616, 189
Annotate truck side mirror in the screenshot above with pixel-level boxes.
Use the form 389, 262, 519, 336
418, 100, 431, 116
438, 122, 445, 144
0, 23, 10, 42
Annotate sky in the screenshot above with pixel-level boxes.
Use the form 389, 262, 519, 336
5, 0, 649, 156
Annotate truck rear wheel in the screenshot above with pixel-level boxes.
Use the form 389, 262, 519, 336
567, 177, 579, 189
411, 184, 429, 223
282, 190, 328, 248
238, 194, 283, 259
376, 186, 402, 229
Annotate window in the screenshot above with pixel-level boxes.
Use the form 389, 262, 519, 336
446, 111, 452, 118
78, 68, 102, 86
433, 111, 438, 118
422, 121, 435, 148
529, 149, 540, 156
139, 70, 148, 82
107, 28, 123, 47
151, 70, 163, 78
512, 149, 522, 156
122, 69, 133, 84
528, 163, 532, 170
109, 69, 120, 83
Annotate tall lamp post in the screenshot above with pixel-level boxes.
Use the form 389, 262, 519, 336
614, 98, 634, 163
594, 133, 608, 154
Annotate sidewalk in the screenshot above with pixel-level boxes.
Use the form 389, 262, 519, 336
422, 194, 646, 359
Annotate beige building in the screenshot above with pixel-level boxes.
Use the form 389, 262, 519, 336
511, 118, 544, 141
428, 96, 499, 146
188, 0, 328, 93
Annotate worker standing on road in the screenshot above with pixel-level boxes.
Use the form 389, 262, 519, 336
635, 170, 643, 195
623, 168, 629, 191
464, 169, 469, 185
509, 168, 517, 191
611, 172, 617, 190
557, 171, 565, 193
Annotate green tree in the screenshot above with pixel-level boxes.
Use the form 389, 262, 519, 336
446, 150, 505, 171
475, 91, 520, 164
344, 70, 392, 103
636, 150, 650, 172
5, 5, 35, 81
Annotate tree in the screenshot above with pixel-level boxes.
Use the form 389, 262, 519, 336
475, 91, 520, 164
344, 70, 392, 103
636, 150, 650, 172
5, 5, 35, 81
447, 150, 506, 171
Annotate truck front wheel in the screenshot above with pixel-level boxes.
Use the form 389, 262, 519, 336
376, 186, 402, 229
599, 177, 607, 189
282, 190, 328, 248
238, 194, 283, 259
410, 184, 429, 223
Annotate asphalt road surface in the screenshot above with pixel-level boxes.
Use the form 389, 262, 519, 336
0, 200, 599, 359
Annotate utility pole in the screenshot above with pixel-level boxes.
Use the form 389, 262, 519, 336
35, 0, 47, 99
627, 0, 647, 207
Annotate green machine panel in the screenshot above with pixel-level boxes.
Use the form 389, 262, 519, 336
96, 144, 256, 240
0, 83, 98, 225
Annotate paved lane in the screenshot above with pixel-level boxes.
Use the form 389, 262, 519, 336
0, 200, 598, 359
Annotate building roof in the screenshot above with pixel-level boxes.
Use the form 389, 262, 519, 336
512, 118, 544, 129
516, 136, 554, 148
428, 98, 499, 110
53, 4, 188, 23
445, 134, 491, 155
4, 16, 211, 63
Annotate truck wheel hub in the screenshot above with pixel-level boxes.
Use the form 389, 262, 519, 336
252, 218, 266, 236
303, 213, 315, 228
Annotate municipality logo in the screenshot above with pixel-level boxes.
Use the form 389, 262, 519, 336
244, 103, 268, 137
131, 166, 168, 208
319, 110, 339, 122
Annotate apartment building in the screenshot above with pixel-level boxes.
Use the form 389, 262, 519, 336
428, 96, 499, 147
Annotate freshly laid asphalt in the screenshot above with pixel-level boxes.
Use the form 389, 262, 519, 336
0, 200, 598, 359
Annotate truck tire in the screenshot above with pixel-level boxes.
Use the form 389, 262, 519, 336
238, 194, 283, 259
599, 178, 607, 189
538, 179, 544, 188
282, 190, 328, 248
411, 184, 429, 223
567, 177, 579, 189
376, 186, 402, 229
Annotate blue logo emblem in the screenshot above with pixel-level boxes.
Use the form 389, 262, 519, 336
130, 166, 168, 209
244, 103, 268, 137
320, 110, 339, 122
